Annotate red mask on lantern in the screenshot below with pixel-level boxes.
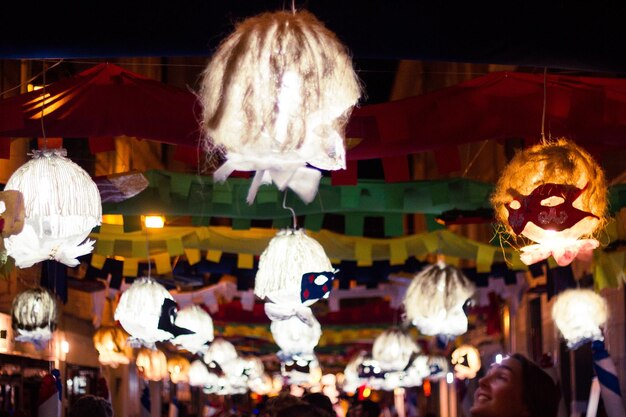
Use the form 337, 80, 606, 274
506, 183, 597, 235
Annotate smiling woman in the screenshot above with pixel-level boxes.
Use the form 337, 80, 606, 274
470, 354, 560, 417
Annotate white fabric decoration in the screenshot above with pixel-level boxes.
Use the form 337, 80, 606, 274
403, 263, 475, 337
255, 229, 333, 308
203, 338, 238, 368
172, 305, 214, 354
167, 356, 191, 384
551, 288, 608, 348
11, 287, 57, 350
4, 149, 101, 268
189, 360, 215, 387
401, 355, 431, 387
427, 355, 450, 379
271, 314, 322, 358
114, 277, 175, 347
372, 329, 420, 372
343, 352, 366, 393
280, 353, 320, 385
200, 10, 361, 204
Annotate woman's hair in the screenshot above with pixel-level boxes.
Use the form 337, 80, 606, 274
510, 354, 560, 417
69, 395, 113, 417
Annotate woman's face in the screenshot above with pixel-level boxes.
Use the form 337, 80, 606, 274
470, 357, 529, 417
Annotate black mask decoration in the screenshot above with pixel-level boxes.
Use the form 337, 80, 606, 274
157, 298, 195, 337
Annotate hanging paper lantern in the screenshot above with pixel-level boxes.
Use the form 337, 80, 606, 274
401, 354, 431, 387
551, 288, 608, 349
249, 373, 282, 396
189, 360, 216, 387
492, 139, 607, 266
281, 353, 320, 385
115, 278, 191, 347
136, 348, 168, 381
451, 344, 481, 380
343, 352, 366, 393
167, 356, 191, 384
4, 149, 102, 268
270, 314, 322, 358
372, 329, 420, 372
403, 263, 475, 338
255, 229, 334, 309
203, 338, 238, 369
427, 355, 450, 380
200, 10, 361, 204
172, 305, 214, 354
93, 326, 132, 367
11, 287, 57, 350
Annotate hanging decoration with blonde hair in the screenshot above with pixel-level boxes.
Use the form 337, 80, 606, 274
551, 288, 608, 349
136, 348, 168, 381
11, 287, 57, 350
3, 149, 102, 268
491, 138, 607, 266
199, 8, 361, 204
403, 262, 475, 339
371, 328, 420, 372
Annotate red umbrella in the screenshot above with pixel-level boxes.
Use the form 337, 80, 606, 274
0, 63, 202, 147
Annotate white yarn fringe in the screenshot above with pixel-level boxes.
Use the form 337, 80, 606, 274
551, 288, 608, 348
254, 229, 332, 302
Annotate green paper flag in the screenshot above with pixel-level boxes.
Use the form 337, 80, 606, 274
384, 214, 404, 237
345, 214, 364, 236
340, 187, 360, 208
232, 218, 251, 230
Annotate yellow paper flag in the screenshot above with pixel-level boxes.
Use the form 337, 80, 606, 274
206, 249, 223, 263
155, 253, 172, 274
476, 245, 496, 273
184, 248, 201, 265
355, 240, 373, 266
91, 253, 106, 269
238, 253, 254, 269
390, 240, 408, 265
123, 258, 139, 277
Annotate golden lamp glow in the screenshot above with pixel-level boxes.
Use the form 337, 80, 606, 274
143, 215, 165, 229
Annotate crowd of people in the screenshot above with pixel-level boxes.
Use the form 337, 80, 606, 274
67, 353, 560, 417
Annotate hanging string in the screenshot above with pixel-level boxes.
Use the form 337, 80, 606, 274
282, 191, 298, 229
145, 224, 152, 278
40, 60, 48, 150
291, 0, 296, 14
540, 67, 548, 144
461, 140, 489, 177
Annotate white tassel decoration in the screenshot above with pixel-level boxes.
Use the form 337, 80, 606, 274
255, 229, 332, 306
4, 149, 101, 267
172, 305, 214, 354
372, 328, 420, 372
403, 263, 475, 337
552, 288, 608, 348
200, 10, 361, 203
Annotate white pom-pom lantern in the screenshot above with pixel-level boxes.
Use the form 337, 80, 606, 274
189, 360, 215, 387
172, 305, 214, 354
200, 10, 361, 204
372, 329, 420, 372
168, 356, 191, 384
271, 314, 322, 358
427, 355, 450, 379
11, 288, 57, 350
114, 278, 176, 347
401, 355, 431, 387
403, 263, 475, 338
136, 349, 168, 381
93, 326, 132, 367
204, 338, 238, 369
255, 229, 334, 307
451, 344, 481, 380
343, 352, 366, 393
551, 288, 608, 348
4, 149, 101, 268
281, 353, 320, 385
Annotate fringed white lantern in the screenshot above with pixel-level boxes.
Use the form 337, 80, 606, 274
4, 149, 101, 268
172, 305, 214, 354
281, 353, 320, 385
93, 326, 132, 367
551, 288, 608, 349
343, 352, 366, 393
114, 278, 180, 347
403, 263, 475, 338
401, 355, 431, 387
492, 139, 608, 266
372, 329, 420, 372
203, 338, 238, 369
427, 355, 450, 380
451, 344, 481, 380
249, 373, 282, 396
11, 287, 57, 350
271, 314, 322, 358
136, 348, 168, 381
255, 229, 334, 308
200, 9, 361, 204
189, 360, 215, 387
168, 356, 191, 384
